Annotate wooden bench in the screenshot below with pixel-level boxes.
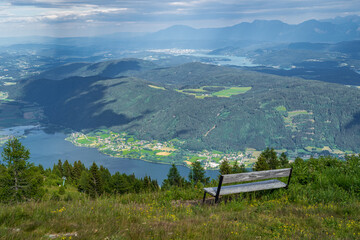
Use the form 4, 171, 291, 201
203, 168, 292, 203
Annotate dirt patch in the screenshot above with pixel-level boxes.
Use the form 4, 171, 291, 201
156, 152, 171, 156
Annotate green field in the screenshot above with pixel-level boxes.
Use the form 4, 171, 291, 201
77, 139, 93, 145
283, 110, 313, 131
213, 87, 252, 97
275, 105, 287, 112
100, 133, 110, 138
176, 86, 251, 98
189, 156, 207, 162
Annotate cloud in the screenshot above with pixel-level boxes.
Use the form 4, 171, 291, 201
1, 0, 360, 37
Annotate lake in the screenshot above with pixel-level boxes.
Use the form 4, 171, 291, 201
188, 53, 258, 67
0, 126, 219, 183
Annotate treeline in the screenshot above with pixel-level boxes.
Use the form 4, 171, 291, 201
0, 137, 217, 203
48, 160, 160, 199
0, 138, 160, 202
1, 137, 360, 204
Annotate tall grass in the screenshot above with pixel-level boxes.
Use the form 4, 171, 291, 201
1, 155, 360, 239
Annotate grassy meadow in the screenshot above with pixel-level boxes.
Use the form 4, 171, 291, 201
1, 188, 360, 239
1, 155, 360, 239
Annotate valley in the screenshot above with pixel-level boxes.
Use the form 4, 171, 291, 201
1, 16, 360, 172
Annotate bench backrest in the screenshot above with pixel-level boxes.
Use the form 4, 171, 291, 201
222, 168, 292, 184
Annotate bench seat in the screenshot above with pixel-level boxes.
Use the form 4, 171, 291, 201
203, 168, 292, 203
203, 179, 287, 196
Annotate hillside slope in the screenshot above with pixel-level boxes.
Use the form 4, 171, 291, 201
36, 58, 157, 81
18, 62, 360, 152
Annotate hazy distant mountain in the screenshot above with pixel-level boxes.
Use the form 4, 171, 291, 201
146, 16, 360, 47
2, 16, 359, 50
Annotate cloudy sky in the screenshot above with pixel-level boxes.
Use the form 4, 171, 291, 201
1, 0, 360, 37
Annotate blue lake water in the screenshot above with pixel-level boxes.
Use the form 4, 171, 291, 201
0, 126, 219, 183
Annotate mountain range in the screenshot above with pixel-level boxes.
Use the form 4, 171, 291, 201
1, 15, 360, 50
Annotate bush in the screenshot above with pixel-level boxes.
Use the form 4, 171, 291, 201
50, 192, 61, 201
58, 186, 66, 195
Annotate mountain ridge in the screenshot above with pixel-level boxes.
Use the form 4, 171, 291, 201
14, 61, 360, 153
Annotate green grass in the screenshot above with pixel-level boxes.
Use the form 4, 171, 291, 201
189, 156, 207, 162
100, 134, 110, 138
212, 150, 223, 154
176, 86, 251, 99
0, 190, 359, 240
213, 87, 252, 97
77, 139, 93, 145
275, 105, 287, 112
183, 89, 207, 93
1, 155, 360, 239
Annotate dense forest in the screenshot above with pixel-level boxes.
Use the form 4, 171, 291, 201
10, 61, 360, 153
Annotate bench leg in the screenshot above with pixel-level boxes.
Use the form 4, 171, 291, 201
203, 192, 207, 203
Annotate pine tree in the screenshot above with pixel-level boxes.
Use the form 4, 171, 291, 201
150, 179, 160, 191
253, 154, 270, 171
62, 160, 72, 180
111, 172, 131, 194
253, 148, 279, 171
78, 171, 89, 193
189, 161, 209, 184
219, 158, 232, 175
72, 160, 85, 184
232, 160, 247, 173
56, 159, 63, 177
163, 164, 184, 187
0, 137, 44, 202
88, 162, 103, 198
264, 148, 280, 169
279, 152, 289, 168
99, 165, 111, 193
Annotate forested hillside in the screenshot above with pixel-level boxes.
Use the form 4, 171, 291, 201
12, 61, 360, 153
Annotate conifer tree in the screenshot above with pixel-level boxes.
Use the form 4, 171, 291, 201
72, 160, 85, 184
279, 152, 290, 168
189, 161, 209, 184
62, 160, 72, 180
253, 148, 279, 171
0, 137, 44, 202
56, 159, 63, 177
111, 172, 131, 194
150, 179, 160, 191
88, 162, 103, 198
78, 171, 89, 193
264, 148, 279, 169
253, 153, 270, 171
219, 158, 232, 175
163, 164, 185, 187
232, 160, 246, 173
99, 165, 111, 193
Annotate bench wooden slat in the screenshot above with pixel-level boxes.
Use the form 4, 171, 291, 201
204, 179, 287, 196
222, 168, 291, 184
